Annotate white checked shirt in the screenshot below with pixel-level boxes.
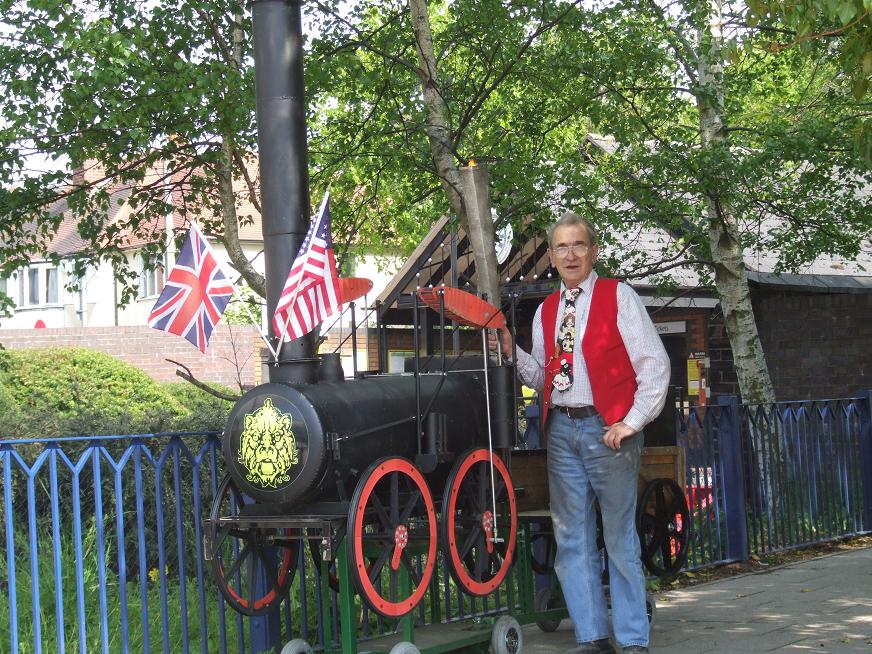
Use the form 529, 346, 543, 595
515, 271, 670, 432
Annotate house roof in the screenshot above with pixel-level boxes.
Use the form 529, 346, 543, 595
376, 215, 872, 321
40, 156, 265, 258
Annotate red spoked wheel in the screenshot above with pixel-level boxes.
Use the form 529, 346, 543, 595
348, 457, 437, 618
441, 448, 517, 596
207, 474, 299, 616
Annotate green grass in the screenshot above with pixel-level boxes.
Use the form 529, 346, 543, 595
0, 521, 245, 654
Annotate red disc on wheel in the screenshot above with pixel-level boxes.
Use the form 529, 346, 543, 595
348, 457, 437, 618
442, 448, 517, 596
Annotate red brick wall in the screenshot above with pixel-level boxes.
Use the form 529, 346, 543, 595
752, 289, 872, 401
0, 325, 262, 388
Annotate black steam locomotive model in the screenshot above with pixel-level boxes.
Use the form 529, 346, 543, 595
204, 338, 520, 619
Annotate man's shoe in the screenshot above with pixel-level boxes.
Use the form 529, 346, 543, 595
566, 639, 616, 654
622, 647, 649, 653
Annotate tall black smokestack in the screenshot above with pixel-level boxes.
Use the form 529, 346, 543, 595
252, 0, 316, 384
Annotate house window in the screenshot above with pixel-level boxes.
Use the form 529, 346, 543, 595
45, 268, 58, 304
13, 265, 61, 307
28, 268, 39, 304
139, 256, 165, 299
388, 350, 415, 373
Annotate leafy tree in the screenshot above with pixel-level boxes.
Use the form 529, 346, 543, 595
3, 0, 870, 405
745, 0, 872, 109
0, 0, 263, 304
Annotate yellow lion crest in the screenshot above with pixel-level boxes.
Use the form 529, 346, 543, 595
238, 398, 299, 488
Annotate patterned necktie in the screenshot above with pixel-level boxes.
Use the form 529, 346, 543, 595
552, 287, 581, 392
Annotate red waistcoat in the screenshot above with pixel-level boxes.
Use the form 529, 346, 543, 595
541, 277, 637, 429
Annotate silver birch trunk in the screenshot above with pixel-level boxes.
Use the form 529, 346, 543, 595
696, 0, 774, 407
408, 0, 500, 305
697, 0, 779, 532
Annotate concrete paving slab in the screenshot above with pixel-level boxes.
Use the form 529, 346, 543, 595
520, 546, 872, 653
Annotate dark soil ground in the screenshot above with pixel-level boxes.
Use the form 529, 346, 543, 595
650, 534, 872, 592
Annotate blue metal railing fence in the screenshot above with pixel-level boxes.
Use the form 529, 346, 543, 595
3, 395, 870, 652
1, 432, 521, 654
677, 395, 871, 570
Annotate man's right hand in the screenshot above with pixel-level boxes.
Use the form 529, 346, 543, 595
487, 327, 513, 358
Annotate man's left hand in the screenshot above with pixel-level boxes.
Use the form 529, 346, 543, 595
602, 421, 637, 450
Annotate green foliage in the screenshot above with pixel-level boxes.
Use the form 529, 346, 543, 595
0, 0, 258, 304
746, 0, 872, 96
162, 381, 235, 432
0, 347, 189, 438
222, 287, 262, 327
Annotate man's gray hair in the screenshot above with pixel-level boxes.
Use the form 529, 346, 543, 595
547, 211, 598, 247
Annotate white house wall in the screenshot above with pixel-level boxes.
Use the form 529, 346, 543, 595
0, 242, 268, 329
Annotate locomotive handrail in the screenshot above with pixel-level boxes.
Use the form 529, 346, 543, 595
341, 415, 418, 439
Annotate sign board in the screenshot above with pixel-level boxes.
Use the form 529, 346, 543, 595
687, 351, 709, 404
655, 320, 686, 335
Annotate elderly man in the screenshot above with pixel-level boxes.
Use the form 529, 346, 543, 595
493, 212, 669, 654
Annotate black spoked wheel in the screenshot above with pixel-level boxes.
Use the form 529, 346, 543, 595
348, 457, 437, 618
441, 448, 517, 596
207, 474, 299, 616
530, 530, 557, 575
636, 478, 690, 578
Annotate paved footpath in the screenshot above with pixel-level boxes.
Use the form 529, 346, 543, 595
521, 546, 872, 653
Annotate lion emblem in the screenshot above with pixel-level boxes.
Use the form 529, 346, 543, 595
238, 398, 299, 488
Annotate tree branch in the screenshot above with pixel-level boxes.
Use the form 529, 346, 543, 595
167, 359, 242, 401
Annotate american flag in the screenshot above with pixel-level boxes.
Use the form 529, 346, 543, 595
273, 192, 341, 342
148, 222, 235, 353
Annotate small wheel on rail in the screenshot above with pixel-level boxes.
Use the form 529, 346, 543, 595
646, 593, 657, 625
348, 457, 438, 618
389, 642, 422, 654
280, 638, 314, 654
207, 474, 299, 616
441, 448, 518, 596
534, 587, 561, 632
635, 478, 690, 578
490, 615, 523, 654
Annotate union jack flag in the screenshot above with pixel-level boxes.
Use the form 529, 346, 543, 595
148, 222, 235, 353
273, 192, 341, 342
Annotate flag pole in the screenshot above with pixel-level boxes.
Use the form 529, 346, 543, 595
272, 190, 331, 362
237, 292, 279, 360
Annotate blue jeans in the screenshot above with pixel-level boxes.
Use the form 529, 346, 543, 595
547, 411, 648, 648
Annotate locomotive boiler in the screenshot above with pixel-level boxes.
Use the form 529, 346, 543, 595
223, 366, 509, 507
205, 346, 520, 620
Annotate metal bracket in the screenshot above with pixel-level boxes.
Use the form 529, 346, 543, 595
328, 432, 341, 460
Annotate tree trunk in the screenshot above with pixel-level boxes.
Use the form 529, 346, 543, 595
407, 0, 500, 305
696, 0, 774, 406
697, 0, 780, 534
217, 138, 266, 297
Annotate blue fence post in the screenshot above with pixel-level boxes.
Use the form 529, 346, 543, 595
857, 390, 872, 532
249, 547, 283, 654
717, 395, 749, 561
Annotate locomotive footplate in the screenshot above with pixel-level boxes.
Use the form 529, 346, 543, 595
203, 501, 349, 562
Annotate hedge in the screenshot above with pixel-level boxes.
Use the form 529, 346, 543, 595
0, 347, 236, 438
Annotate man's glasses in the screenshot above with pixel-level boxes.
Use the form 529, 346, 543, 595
551, 242, 590, 258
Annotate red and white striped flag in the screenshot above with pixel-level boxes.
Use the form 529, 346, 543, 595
273, 192, 342, 341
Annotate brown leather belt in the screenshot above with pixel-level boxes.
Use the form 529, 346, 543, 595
553, 405, 598, 419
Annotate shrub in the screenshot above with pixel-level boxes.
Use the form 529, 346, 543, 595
162, 381, 237, 432
0, 347, 189, 438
